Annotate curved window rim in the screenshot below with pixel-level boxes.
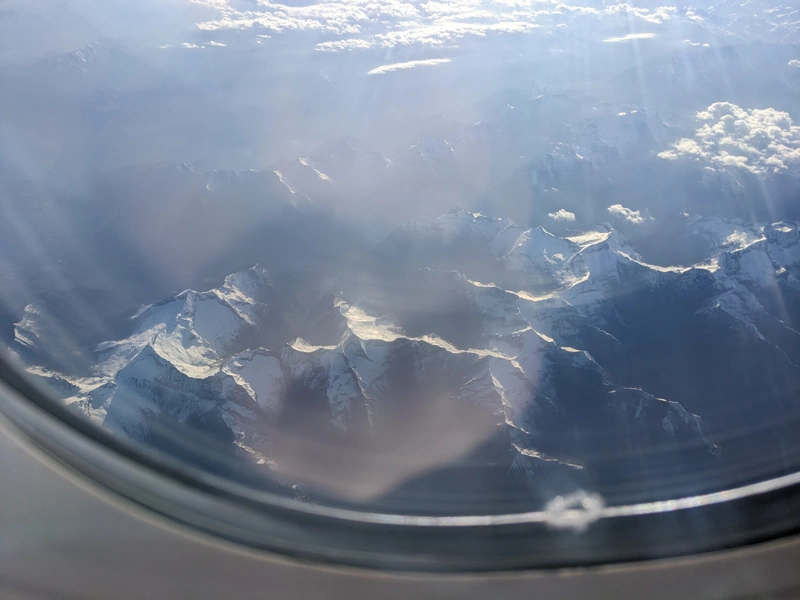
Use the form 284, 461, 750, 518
2, 351, 800, 573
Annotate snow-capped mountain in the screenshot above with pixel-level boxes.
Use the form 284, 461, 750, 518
16, 210, 800, 509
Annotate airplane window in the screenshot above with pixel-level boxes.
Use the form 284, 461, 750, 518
1, 0, 799, 573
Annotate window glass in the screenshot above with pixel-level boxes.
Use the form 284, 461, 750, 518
1, 0, 799, 517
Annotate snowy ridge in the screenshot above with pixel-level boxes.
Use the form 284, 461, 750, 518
400, 209, 800, 369
104, 265, 273, 379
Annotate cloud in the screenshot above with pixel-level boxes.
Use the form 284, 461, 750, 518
181, 42, 202, 49
603, 32, 656, 43
189, 0, 688, 53
790, 59, 800, 67
192, 0, 570, 51
658, 102, 800, 176
374, 20, 538, 48
196, 0, 416, 35
605, 4, 676, 24
190, 0, 229, 6
607, 204, 648, 224
317, 38, 372, 51
548, 209, 576, 222
367, 57, 451, 75
208, 40, 227, 47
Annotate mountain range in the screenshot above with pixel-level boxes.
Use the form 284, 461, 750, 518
13, 208, 800, 512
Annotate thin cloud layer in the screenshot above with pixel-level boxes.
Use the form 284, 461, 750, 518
604, 32, 655, 43
191, 0, 681, 51
548, 209, 576, 222
607, 204, 647, 224
658, 102, 800, 176
367, 58, 451, 75
317, 38, 372, 51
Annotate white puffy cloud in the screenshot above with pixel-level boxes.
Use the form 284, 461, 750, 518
603, 32, 655, 43
367, 58, 451, 75
789, 59, 800, 67
548, 209, 576, 222
658, 102, 800, 176
683, 9, 704, 23
208, 40, 227, 47
181, 42, 202, 49
607, 204, 648, 224
607, 3, 676, 24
